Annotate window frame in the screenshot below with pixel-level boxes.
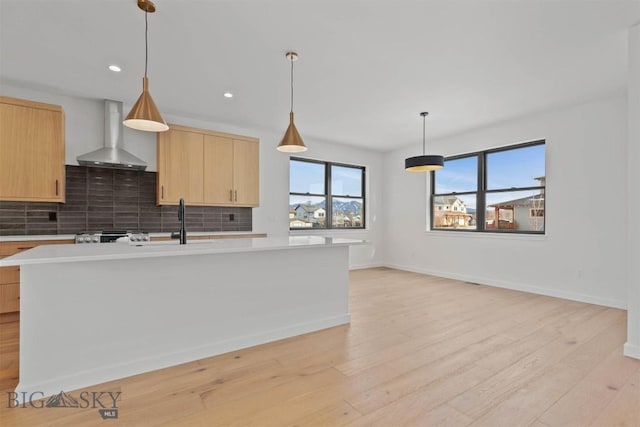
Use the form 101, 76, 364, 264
430, 140, 545, 235
289, 157, 366, 230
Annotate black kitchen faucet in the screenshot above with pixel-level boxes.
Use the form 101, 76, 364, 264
178, 198, 187, 245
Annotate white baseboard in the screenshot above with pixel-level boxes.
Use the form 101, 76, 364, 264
349, 262, 384, 271
384, 263, 627, 309
14, 313, 350, 403
624, 342, 640, 359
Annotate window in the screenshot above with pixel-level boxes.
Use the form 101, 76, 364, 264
530, 208, 544, 218
431, 140, 545, 234
289, 158, 365, 229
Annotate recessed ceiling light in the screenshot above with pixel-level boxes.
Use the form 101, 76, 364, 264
108, 65, 122, 72
223, 92, 233, 98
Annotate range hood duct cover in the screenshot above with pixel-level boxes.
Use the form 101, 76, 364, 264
76, 100, 148, 171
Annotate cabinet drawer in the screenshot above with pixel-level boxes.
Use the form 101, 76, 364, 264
0, 241, 38, 256
0, 266, 19, 284
0, 283, 19, 313
0, 239, 73, 256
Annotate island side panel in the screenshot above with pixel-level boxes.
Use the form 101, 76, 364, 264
16, 245, 350, 398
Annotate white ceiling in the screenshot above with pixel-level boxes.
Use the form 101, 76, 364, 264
1, 0, 638, 152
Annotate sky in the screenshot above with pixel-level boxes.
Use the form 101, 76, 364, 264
290, 160, 362, 197
435, 144, 545, 195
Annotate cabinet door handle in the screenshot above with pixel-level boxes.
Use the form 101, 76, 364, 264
161, 185, 164, 199
55, 179, 59, 196
229, 190, 233, 201
234, 190, 237, 202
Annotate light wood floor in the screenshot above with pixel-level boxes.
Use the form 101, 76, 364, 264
0, 267, 638, 426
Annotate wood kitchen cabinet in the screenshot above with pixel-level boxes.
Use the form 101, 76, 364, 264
0, 96, 65, 203
157, 125, 259, 207
157, 128, 204, 204
0, 239, 73, 322
203, 136, 259, 206
229, 138, 260, 206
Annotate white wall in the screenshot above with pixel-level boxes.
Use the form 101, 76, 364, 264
383, 95, 628, 308
625, 23, 640, 359
1, 81, 631, 311
0, 83, 385, 269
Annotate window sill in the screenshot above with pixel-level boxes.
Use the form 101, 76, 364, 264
426, 229, 546, 241
289, 228, 369, 236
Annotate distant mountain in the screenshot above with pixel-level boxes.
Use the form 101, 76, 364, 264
333, 200, 362, 213
46, 391, 79, 408
290, 200, 362, 214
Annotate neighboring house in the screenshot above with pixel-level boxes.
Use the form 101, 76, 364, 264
434, 196, 467, 213
293, 204, 326, 227
486, 176, 545, 231
433, 196, 472, 228
487, 194, 544, 231
333, 213, 351, 227
289, 219, 313, 228
294, 204, 318, 221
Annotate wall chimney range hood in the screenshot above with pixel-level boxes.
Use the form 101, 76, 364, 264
76, 100, 148, 171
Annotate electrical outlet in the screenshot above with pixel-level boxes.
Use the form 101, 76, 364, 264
48, 212, 57, 221
229, 214, 235, 221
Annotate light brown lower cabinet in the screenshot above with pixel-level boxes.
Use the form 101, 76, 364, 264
0, 239, 73, 322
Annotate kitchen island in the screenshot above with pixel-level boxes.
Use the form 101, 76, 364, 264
0, 236, 365, 400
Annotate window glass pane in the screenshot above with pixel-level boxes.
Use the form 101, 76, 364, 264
487, 144, 545, 190
432, 194, 477, 230
485, 190, 545, 232
331, 165, 362, 197
289, 195, 326, 228
434, 156, 477, 194
332, 197, 363, 228
290, 160, 325, 194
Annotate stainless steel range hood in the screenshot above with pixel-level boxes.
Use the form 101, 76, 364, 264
77, 100, 148, 171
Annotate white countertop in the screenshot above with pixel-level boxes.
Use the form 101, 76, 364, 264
0, 236, 367, 266
0, 231, 265, 242
0, 234, 76, 242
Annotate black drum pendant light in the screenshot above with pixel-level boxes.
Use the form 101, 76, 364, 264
405, 112, 443, 172
124, 0, 169, 132
277, 51, 307, 153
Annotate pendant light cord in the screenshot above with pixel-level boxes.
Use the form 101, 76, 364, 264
144, 10, 149, 78
290, 56, 294, 114
422, 114, 426, 155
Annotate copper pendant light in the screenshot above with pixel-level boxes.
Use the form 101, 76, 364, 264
277, 52, 307, 153
124, 0, 169, 132
405, 112, 443, 172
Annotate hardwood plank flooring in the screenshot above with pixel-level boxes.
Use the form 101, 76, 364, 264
0, 267, 638, 426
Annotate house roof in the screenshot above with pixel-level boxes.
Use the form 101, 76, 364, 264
489, 195, 544, 207
295, 204, 318, 213
435, 196, 465, 206
290, 219, 313, 224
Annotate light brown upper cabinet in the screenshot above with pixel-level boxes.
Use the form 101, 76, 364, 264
0, 96, 65, 202
157, 125, 259, 207
157, 128, 204, 204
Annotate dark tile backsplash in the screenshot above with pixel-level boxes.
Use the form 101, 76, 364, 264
0, 165, 252, 236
